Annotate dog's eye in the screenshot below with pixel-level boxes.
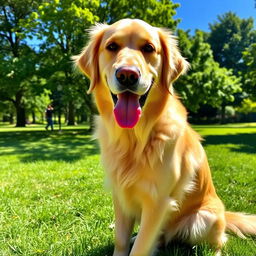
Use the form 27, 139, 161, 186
106, 42, 119, 52
141, 43, 155, 53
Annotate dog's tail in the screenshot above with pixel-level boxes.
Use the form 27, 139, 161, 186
225, 211, 256, 238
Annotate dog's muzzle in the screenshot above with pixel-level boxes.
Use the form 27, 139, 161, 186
115, 66, 140, 89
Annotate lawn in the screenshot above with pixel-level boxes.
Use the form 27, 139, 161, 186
0, 123, 255, 256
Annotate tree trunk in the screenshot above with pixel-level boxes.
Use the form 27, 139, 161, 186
15, 104, 26, 127
41, 112, 44, 123
83, 94, 97, 131
14, 91, 26, 127
9, 113, 14, 124
32, 111, 36, 124
220, 104, 226, 124
58, 110, 62, 131
67, 101, 75, 125
80, 111, 87, 123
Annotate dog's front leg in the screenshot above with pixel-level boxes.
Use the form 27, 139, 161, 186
113, 195, 135, 256
129, 199, 169, 256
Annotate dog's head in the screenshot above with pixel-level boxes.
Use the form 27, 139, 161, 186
73, 19, 189, 129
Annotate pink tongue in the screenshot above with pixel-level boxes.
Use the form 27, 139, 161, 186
114, 92, 142, 128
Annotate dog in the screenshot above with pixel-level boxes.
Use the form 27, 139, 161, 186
73, 19, 256, 256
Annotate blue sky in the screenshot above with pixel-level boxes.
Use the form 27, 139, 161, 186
174, 0, 256, 32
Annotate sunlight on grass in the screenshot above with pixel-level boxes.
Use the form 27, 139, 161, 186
0, 123, 255, 255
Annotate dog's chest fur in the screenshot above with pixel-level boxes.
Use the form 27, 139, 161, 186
94, 114, 195, 217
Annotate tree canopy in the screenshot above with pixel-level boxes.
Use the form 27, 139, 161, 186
208, 12, 256, 74
0, 1, 255, 126
175, 30, 241, 114
242, 43, 256, 100
0, 0, 44, 126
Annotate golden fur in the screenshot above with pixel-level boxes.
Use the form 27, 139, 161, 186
73, 19, 256, 256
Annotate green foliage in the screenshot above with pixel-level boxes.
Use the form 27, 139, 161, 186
30, 0, 101, 125
242, 43, 256, 99
0, 1, 255, 123
0, 0, 43, 126
236, 99, 256, 114
26, 88, 51, 115
99, 0, 180, 29
26, 0, 180, 126
175, 30, 241, 112
0, 48, 37, 94
207, 12, 256, 109
35, 0, 99, 53
208, 12, 256, 74
0, 0, 41, 56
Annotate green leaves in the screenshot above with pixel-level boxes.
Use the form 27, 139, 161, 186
175, 30, 241, 112
236, 99, 256, 114
1, 2, 255, 125
99, 0, 179, 29
208, 12, 256, 74
36, 0, 99, 49
242, 43, 256, 99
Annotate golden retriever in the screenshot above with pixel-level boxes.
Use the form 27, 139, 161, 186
73, 19, 256, 256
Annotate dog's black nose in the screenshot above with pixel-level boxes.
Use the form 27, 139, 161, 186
115, 66, 140, 87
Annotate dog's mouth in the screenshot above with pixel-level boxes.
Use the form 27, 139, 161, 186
111, 80, 153, 129
112, 92, 141, 129
111, 89, 150, 106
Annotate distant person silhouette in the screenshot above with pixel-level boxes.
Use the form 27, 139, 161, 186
45, 104, 54, 131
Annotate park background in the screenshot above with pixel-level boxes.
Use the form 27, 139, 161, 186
0, 0, 256, 256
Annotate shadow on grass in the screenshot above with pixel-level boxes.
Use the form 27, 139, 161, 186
87, 244, 113, 256
70, 241, 212, 256
0, 128, 99, 162
196, 125, 256, 129
203, 133, 256, 154
159, 241, 213, 256
1, 127, 255, 162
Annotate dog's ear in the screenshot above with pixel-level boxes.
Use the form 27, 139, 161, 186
158, 29, 190, 94
72, 23, 108, 94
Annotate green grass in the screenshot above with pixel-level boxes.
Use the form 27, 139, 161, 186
0, 123, 255, 255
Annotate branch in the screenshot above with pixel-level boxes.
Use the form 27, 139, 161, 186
56, 28, 67, 53
0, 32, 10, 40
2, 6, 13, 41
0, 93, 16, 104
2, 6, 19, 57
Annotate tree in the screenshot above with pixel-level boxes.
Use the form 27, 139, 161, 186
242, 43, 256, 100
208, 12, 256, 74
236, 99, 256, 115
98, 0, 180, 29
0, 100, 15, 123
26, 88, 51, 123
31, 0, 99, 125
0, 0, 41, 126
32, 0, 180, 126
175, 30, 241, 122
